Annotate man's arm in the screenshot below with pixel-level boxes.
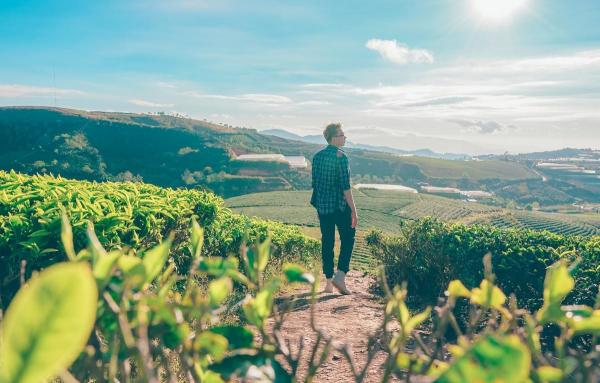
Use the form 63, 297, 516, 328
339, 154, 358, 228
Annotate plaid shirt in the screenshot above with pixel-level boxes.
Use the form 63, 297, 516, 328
310, 144, 351, 215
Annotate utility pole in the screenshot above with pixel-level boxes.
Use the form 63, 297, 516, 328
53, 64, 56, 107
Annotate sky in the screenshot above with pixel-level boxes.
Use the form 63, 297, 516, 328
1, 0, 599, 155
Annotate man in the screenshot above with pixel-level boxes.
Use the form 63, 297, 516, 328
310, 123, 357, 295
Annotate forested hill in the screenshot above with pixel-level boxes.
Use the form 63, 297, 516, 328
0, 106, 542, 199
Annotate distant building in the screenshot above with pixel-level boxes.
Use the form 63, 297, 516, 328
234, 153, 308, 169
536, 162, 581, 170
354, 184, 418, 193
460, 190, 493, 198
284, 156, 308, 168
236, 154, 286, 162
421, 186, 493, 198
421, 186, 461, 194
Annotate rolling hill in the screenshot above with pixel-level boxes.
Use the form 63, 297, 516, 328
0, 106, 582, 204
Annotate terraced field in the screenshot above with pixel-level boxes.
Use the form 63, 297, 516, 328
394, 197, 501, 221
297, 227, 375, 272
227, 189, 600, 278
472, 211, 600, 237
226, 190, 600, 237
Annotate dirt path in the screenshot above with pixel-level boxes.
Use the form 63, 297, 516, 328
267, 270, 402, 383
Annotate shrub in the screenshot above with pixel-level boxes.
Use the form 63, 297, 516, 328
0, 171, 319, 308
366, 218, 600, 311
1, 220, 598, 382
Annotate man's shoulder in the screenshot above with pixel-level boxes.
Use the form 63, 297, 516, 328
335, 147, 348, 159
313, 146, 332, 159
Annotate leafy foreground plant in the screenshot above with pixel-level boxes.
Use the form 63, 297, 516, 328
0, 218, 599, 382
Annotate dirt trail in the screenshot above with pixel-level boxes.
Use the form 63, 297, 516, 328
267, 270, 403, 383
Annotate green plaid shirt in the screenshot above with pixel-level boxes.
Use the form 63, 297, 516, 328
310, 144, 351, 215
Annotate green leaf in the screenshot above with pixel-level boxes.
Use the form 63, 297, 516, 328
537, 366, 563, 383
405, 307, 431, 334
194, 332, 228, 362
243, 280, 279, 328
570, 311, 600, 335
199, 256, 239, 278
61, 213, 77, 261
142, 233, 174, 285
209, 352, 266, 379
200, 371, 225, 383
209, 277, 233, 307
93, 250, 121, 290
437, 335, 530, 383
562, 305, 594, 318
256, 238, 271, 273
283, 263, 315, 284
537, 261, 575, 324
209, 353, 290, 382
86, 221, 107, 261
210, 326, 254, 349
446, 280, 471, 298
470, 280, 506, 310
118, 255, 146, 287
0, 262, 98, 383
191, 217, 204, 260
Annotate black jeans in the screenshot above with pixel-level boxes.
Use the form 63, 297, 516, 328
318, 206, 356, 278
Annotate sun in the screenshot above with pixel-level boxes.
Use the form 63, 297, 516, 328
470, 0, 527, 24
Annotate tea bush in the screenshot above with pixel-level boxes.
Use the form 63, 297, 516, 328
1, 219, 598, 382
366, 218, 600, 312
0, 171, 319, 307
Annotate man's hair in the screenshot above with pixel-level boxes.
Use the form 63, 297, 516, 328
323, 123, 342, 143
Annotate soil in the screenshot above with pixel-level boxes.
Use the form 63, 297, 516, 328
266, 271, 407, 383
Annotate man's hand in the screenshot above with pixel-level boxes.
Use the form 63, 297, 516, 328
351, 209, 358, 228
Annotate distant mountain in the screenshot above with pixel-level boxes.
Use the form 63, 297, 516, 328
480, 148, 600, 161
260, 128, 471, 160
0, 107, 554, 202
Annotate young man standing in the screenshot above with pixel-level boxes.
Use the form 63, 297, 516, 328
310, 123, 357, 294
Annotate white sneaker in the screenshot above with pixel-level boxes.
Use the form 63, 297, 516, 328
323, 278, 334, 293
332, 271, 351, 295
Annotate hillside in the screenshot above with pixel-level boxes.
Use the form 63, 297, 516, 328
260, 128, 471, 160
0, 106, 551, 201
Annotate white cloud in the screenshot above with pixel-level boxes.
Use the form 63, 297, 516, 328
186, 91, 292, 105
0, 84, 84, 97
447, 119, 516, 134
241, 94, 292, 104
132, 0, 230, 12
428, 50, 600, 83
296, 100, 331, 106
365, 39, 434, 64
128, 99, 174, 108
155, 81, 178, 89
210, 113, 231, 119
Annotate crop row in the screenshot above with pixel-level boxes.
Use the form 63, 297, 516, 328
366, 217, 600, 312
0, 170, 319, 307
483, 212, 600, 237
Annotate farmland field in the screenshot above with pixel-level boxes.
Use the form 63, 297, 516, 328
227, 189, 600, 280
226, 189, 600, 237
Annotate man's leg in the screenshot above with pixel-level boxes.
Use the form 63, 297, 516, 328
331, 207, 355, 295
318, 212, 336, 280
336, 206, 356, 275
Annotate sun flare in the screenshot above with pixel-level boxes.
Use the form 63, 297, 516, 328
470, 0, 527, 23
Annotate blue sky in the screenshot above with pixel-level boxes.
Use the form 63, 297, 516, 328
1, 0, 600, 154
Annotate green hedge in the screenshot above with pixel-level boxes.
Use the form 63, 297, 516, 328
366, 218, 600, 311
0, 170, 319, 307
